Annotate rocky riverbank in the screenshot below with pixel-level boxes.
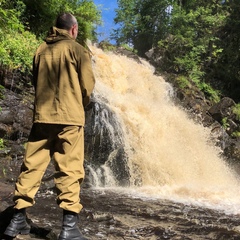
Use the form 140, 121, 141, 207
1, 180, 240, 240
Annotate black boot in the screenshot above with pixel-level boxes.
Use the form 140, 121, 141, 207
58, 210, 88, 240
4, 208, 31, 237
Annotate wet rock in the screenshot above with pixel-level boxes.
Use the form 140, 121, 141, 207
0, 123, 8, 138
114, 47, 141, 64
145, 47, 164, 68
0, 88, 33, 141
208, 97, 235, 122
1, 181, 240, 240
208, 97, 240, 137
0, 68, 32, 95
98, 41, 141, 63
0, 181, 57, 240
0, 207, 57, 240
84, 100, 130, 186
206, 98, 240, 164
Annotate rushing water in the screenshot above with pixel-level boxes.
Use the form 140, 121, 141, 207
89, 46, 240, 216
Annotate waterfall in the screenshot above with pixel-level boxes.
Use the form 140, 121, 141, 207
87, 46, 240, 214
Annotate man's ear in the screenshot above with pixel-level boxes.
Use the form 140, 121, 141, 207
70, 26, 74, 37
71, 24, 78, 39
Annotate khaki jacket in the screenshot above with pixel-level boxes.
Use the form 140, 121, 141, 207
32, 27, 95, 126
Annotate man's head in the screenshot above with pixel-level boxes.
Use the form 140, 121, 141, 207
55, 13, 78, 39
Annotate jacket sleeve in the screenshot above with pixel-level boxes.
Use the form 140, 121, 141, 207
32, 45, 42, 90
32, 55, 37, 90
79, 48, 95, 108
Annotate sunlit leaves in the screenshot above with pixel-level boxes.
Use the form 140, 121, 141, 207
22, 0, 101, 41
0, 0, 40, 71
0, 0, 101, 72
0, 0, 24, 32
0, 30, 40, 71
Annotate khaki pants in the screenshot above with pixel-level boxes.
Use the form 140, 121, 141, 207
13, 123, 85, 213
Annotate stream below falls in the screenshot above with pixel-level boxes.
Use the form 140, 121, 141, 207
1, 183, 240, 240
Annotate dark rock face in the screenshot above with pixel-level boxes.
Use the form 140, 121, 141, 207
0, 65, 131, 186
0, 88, 33, 141
208, 97, 238, 134
84, 100, 130, 186
208, 97, 240, 164
208, 97, 235, 121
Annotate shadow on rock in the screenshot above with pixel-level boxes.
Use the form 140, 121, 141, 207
0, 206, 14, 239
0, 206, 57, 240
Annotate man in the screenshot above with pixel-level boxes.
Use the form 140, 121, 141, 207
4, 13, 95, 240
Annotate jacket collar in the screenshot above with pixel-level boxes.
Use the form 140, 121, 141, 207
45, 27, 74, 43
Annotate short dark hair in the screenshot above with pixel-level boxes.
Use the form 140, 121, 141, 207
55, 13, 77, 30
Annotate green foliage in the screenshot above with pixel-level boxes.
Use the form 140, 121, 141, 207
215, 0, 240, 100
156, 1, 226, 102
199, 82, 220, 103
175, 75, 220, 102
75, 0, 102, 43
231, 131, 240, 138
0, 96, 4, 150
0, 85, 2, 112
0, 0, 100, 72
0, 30, 40, 72
0, 85, 4, 99
175, 76, 190, 90
120, 43, 135, 52
0, 138, 4, 150
113, 0, 170, 56
113, 0, 138, 45
0, 0, 40, 72
222, 117, 229, 130
0, 0, 25, 32
168, 3, 225, 71
22, 0, 101, 42
113, 0, 240, 102
232, 104, 240, 121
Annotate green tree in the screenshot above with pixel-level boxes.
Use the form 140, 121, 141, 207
113, 0, 138, 46
0, 0, 40, 71
0, 0, 25, 32
0, 0, 101, 72
113, 0, 240, 101
22, 0, 101, 43
113, 0, 170, 56
157, 0, 227, 101
215, 0, 240, 100
154, 0, 239, 102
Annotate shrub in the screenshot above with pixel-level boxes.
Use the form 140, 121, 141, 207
232, 103, 240, 121
0, 139, 4, 150
0, 30, 40, 73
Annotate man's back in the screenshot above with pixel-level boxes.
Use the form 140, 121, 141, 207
32, 27, 95, 126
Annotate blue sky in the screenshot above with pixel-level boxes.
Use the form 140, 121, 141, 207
93, 0, 118, 42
